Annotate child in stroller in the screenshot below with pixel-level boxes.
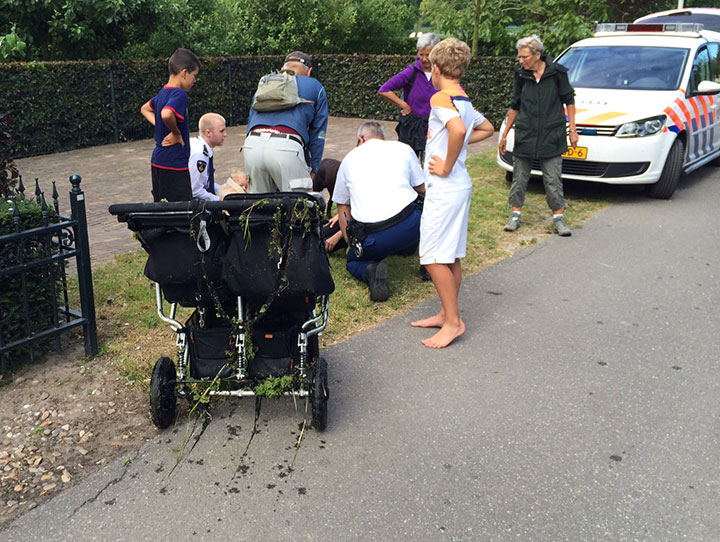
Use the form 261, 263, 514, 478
109, 192, 334, 431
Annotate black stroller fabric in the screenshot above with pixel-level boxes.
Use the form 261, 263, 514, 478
140, 222, 227, 306
247, 326, 297, 378
188, 326, 234, 379
221, 204, 334, 300
245, 311, 302, 378
111, 196, 334, 305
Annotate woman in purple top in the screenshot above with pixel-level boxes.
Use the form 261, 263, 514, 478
378, 32, 440, 158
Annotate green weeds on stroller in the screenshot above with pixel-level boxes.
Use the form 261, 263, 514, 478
108, 193, 334, 430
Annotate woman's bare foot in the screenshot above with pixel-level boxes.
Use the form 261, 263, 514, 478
421, 321, 465, 348
411, 313, 444, 328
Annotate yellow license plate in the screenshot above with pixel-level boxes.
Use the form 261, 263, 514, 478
562, 146, 588, 160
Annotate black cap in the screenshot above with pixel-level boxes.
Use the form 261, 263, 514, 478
284, 51, 312, 68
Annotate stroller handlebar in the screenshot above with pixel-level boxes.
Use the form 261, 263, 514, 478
108, 191, 326, 218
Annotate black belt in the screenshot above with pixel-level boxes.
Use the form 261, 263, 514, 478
346, 197, 422, 257
249, 130, 304, 146
361, 198, 421, 234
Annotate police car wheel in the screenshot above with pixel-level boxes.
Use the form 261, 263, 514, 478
646, 139, 684, 200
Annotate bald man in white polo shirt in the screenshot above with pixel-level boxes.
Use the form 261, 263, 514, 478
333, 121, 426, 302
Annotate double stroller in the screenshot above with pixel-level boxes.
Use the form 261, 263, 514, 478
109, 193, 334, 431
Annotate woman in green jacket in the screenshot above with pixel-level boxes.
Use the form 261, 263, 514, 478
499, 35, 578, 237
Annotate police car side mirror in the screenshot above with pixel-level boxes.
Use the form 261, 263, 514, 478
694, 81, 720, 95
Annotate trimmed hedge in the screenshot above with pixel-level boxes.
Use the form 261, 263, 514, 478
0, 55, 516, 158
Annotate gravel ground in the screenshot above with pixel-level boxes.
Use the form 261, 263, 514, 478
0, 344, 152, 526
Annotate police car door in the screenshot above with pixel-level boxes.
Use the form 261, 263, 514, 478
686, 43, 720, 163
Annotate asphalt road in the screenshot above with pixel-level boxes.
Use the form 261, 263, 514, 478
4, 168, 719, 541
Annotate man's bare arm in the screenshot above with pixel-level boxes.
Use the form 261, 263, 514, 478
336, 203, 352, 243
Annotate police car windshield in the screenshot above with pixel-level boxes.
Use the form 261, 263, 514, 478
557, 46, 689, 90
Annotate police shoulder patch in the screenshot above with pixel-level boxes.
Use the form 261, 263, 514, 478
197, 160, 207, 172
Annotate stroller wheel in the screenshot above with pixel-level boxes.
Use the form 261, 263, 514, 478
311, 357, 328, 431
308, 333, 319, 363
150, 357, 177, 429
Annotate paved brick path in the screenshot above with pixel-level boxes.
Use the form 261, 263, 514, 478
16, 117, 496, 266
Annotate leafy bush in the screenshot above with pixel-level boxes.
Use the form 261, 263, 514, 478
0, 195, 62, 366
0, 113, 19, 198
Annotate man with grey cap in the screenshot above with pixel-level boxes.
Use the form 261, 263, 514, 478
244, 51, 329, 192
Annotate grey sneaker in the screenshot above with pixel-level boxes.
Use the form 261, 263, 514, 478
504, 213, 521, 232
364, 262, 389, 302
553, 216, 572, 236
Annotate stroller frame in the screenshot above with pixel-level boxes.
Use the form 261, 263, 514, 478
109, 194, 334, 431
155, 282, 329, 398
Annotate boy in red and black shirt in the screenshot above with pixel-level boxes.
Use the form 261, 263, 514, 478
141, 48, 200, 202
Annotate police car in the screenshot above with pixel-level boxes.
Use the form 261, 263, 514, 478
497, 18, 720, 198
635, 7, 720, 32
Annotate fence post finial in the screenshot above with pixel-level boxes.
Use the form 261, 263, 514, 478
11, 196, 21, 232
69, 174, 82, 193
34, 178, 41, 203
40, 192, 49, 226
52, 181, 59, 214
18, 175, 25, 198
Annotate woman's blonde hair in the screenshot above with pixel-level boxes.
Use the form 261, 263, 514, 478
429, 38, 471, 80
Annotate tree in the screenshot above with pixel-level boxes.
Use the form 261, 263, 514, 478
418, 0, 718, 57
0, 0, 146, 60
0, 25, 27, 61
351, 0, 416, 54
123, 0, 416, 58
518, 0, 608, 56
230, 0, 359, 54
121, 0, 220, 58
420, 0, 518, 56
1, 0, 418, 59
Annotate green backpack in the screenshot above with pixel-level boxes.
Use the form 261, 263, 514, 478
252, 69, 315, 112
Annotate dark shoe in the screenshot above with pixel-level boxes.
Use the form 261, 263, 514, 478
553, 216, 572, 236
363, 262, 389, 302
419, 265, 431, 282
398, 241, 418, 256
504, 213, 521, 232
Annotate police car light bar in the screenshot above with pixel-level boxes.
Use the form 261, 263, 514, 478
595, 22, 704, 34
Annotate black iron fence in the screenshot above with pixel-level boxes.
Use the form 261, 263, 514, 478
0, 174, 98, 372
